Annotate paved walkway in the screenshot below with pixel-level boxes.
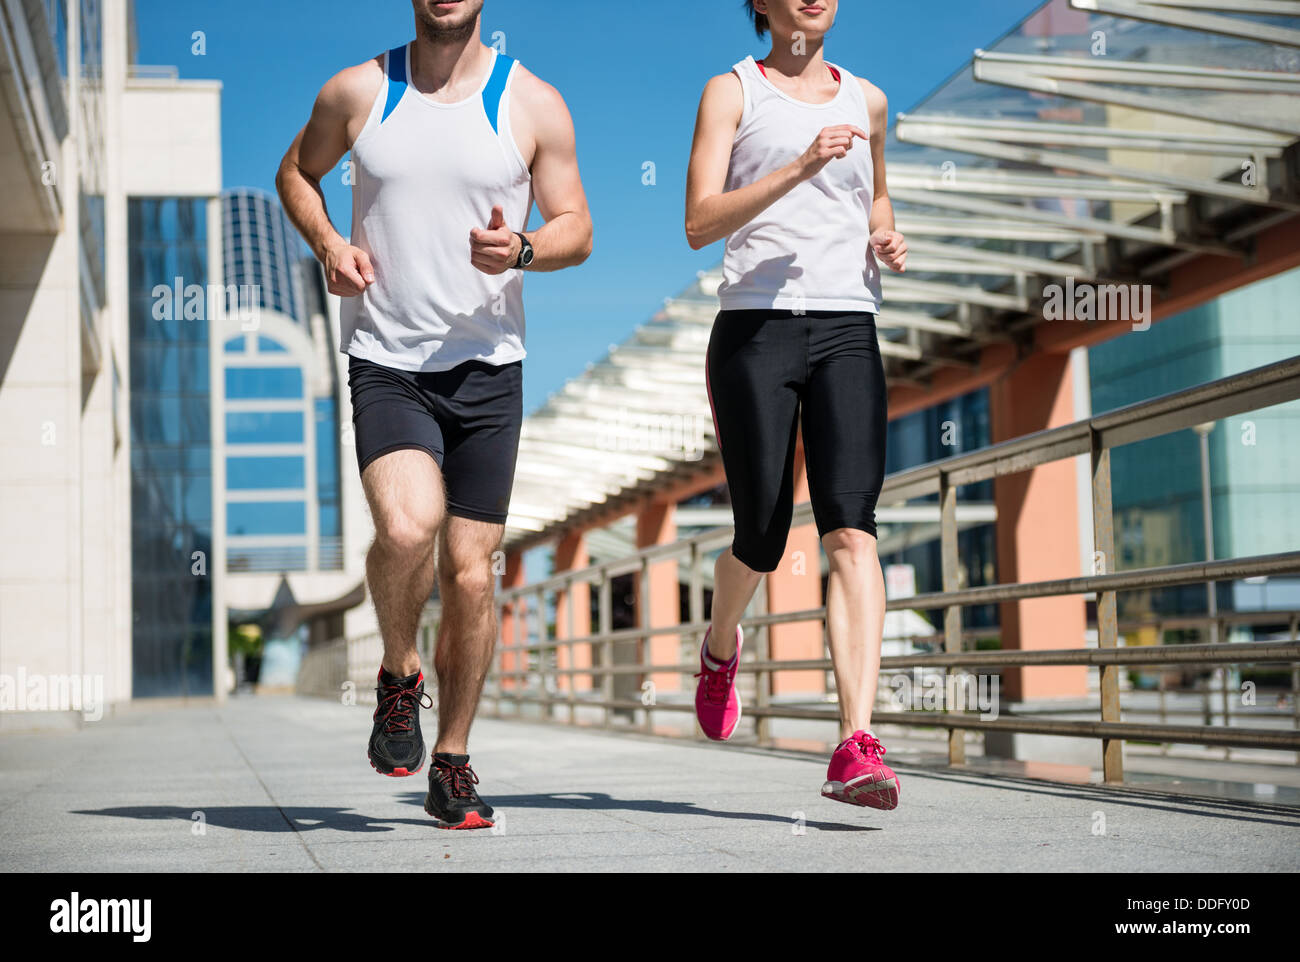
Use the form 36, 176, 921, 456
2, 696, 1297, 872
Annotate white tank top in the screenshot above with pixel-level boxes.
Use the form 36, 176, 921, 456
341, 44, 534, 371
717, 56, 882, 314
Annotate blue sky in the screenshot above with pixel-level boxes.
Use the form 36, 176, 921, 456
135, 0, 1042, 412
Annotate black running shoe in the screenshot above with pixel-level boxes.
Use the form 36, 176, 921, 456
424, 753, 495, 830
367, 668, 432, 777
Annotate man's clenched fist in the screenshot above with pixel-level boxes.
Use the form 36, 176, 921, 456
325, 243, 375, 297
470, 205, 522, 275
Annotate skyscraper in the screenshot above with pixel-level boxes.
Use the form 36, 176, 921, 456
218, 189, 343, 577
217, 190, 360, 690
221, 187, 306, 326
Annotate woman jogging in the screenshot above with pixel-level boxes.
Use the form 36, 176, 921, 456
684, 0, 907, 810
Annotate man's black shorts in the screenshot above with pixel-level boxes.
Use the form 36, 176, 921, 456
346, 354, 523, 525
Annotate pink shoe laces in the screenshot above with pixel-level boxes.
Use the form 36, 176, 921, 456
848, 731, 887, 764
694, 653, 736, 707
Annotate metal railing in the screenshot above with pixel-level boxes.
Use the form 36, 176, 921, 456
479, 356, 1300, 782
126, 64, 180, 81
227, 537, 345, 573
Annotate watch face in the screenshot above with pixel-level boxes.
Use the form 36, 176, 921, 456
521, 245, 535, 267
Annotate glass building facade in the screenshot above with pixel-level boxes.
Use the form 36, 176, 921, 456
128, 197, 214, 697
222, 187, 306, 323
223, 335, 312, 571
881, 389, 998, 632
316, 394, 342, 564
221, 192, 341, 573
1089, 266, 1300, 627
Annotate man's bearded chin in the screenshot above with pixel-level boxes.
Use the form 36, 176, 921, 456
416, 2, 482, 45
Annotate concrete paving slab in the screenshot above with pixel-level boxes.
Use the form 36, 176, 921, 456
1, 695, 1297, 873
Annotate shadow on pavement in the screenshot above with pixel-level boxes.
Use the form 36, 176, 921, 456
71, 806, 431, 833
399, 791, 879, 832
900, 769, 1300, 828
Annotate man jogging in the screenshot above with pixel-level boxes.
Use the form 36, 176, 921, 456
277, 0, 592, 829
685, 0, 907, 810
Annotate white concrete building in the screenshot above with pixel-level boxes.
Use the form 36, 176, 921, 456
0, 0, 223, 722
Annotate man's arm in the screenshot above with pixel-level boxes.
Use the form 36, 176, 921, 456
469, 69, 593, 274
276, 59, 383, 295
685, 72, 867, 250
861, 79, 907, 273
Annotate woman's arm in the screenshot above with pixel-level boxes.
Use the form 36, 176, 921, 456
862, 79, 907, 273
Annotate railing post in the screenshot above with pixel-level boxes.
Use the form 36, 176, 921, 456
689, 542, 706, 737
752, 582, 771, 746
1091, 429, 1124, 782
421, 619, 437, 712
514, 595, 526, 717
1156, 617, 1167, 756
565, 576, 577, 725
536, 587, 549, 721
640, 557, 653, 734
689, 542, 704, 626
1220, 616, 1232, 761
1157, 673, 1169, 756
599, 571, 613, 728
1291, 614, 1299, 766
939, 469, 966, 765
486, 605, 498, 718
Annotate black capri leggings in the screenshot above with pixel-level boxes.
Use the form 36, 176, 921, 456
706, 309, 888, 573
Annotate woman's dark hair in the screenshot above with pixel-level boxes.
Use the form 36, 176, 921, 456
744, 1, 769, 38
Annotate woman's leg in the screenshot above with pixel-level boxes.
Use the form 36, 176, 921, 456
696, 311, 803, 741
822, 527, 887, 739
707, 549, 764, 661
802, 312, 889, 741
705, 310, 803, 656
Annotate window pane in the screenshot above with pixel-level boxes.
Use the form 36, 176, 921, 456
184, 473, 212, 524
182, 396, 210, 443
225, 411, 304, 444
227, 501, 306, 536
225, 366, 303, 400
226, 456, 306, 490
131, 397, 181, 444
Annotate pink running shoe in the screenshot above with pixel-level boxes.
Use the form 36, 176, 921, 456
822, 730, 900, 810
694, 626, 743, 741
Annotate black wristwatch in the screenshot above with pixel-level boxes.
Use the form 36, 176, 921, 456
513, 232, 535, 270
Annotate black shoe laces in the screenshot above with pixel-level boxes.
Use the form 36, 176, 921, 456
373, 680, 432, 736
433, 760, 481, 800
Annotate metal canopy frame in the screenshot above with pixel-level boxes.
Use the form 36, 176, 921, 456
502, 0, 1300, 550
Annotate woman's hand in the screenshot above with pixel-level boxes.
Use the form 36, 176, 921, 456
870, 229, 907, 273
796, 125, 869, 181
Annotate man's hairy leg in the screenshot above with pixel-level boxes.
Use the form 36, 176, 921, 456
433, 516, 503, 754
362, 450, 445, 677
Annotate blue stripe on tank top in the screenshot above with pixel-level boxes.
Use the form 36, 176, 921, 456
380, 44, 408, 124
481, 53, 515, 135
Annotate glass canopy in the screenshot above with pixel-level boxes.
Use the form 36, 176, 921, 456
504, 0, 1300, 550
